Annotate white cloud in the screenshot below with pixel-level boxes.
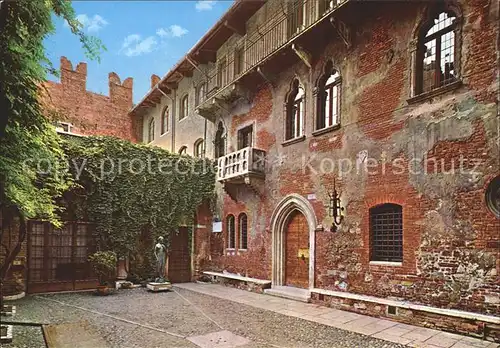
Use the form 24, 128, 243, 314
195, 0, 216, 11
156, 25, 188, 38
66, 14, 108, 33
121, 34, 157, 57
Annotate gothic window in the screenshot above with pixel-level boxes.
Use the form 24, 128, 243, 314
180, 94, 189, 119
417, 10, 458, 94
227, 214, 235, 249
285, 79, 305, 141
178, 146, 187, 155
161, 106, 169, 134
148, 118, 155, 143
317, 61, 341, 130
370, 204, 403, 262
194, 139, 204, 158
239, 213, 248, 250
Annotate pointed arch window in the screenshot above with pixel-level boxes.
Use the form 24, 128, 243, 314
417, 10, 458, 94
178, 146, 187, 155
370, 204, 403, 262
285, 79, 305, 141
239, 213, 248, 250
148, 118, 155, 143
161, 106, 169, 134
317, 61, 341, 130
227, 214, 235, 249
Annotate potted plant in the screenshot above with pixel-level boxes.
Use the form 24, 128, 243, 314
88, 251, 117, 295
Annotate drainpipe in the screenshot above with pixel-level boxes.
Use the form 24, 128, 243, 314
171, 88, 177, 152
157, 85, 176, 152
203, 118, 208, 158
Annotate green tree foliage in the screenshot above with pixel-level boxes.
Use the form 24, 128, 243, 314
0, 0, 104, 287
0, 0, 104, 223
63, 136, 215, 257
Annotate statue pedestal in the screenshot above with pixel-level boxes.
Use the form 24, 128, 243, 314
146, 282, 172, 292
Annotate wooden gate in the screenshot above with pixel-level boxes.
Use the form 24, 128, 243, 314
168, 227, 191, 283
285, 211, 309, 288
28, 221, 97, 293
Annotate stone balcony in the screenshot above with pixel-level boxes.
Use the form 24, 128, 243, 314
217, 147, 266, 200
217, 147, 266, 182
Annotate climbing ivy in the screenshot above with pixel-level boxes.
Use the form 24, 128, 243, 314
62, 136, 215, 258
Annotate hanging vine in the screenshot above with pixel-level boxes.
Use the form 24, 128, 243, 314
62, 135, 215, 258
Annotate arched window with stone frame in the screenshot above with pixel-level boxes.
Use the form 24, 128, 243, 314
238, 213, 248, 250
178, 146, 187, 155
148, 118, 155, 143
316, 60, 341, 131
180, 94, 189, 119
412, 4, 462, 97
226, 214, 235, 249
285, 78, 305, 141
194, 138, 204, 158
161, 106, 169, 134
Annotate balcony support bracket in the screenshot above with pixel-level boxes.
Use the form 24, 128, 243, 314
291, 43, 312, 69
224, 20, 245, 36
222, 183, 239, 202
329, 17, 351, 49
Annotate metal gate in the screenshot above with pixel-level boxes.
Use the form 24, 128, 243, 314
28, 221, 97, 293
168, 227, 191, 283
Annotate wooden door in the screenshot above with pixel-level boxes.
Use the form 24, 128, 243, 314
285, 211, 309, 288
168, 227, 191, 283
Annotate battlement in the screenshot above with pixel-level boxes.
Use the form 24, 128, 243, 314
59, 56, 133, 106
42, 56, 136, 141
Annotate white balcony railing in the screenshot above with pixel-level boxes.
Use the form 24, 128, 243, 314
217, 147, 266, 182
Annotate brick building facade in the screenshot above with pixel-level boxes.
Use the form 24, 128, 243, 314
42, 56, 136, 141
130, 0, 500, 340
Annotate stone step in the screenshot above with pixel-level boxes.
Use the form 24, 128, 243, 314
264, 286, 311, 303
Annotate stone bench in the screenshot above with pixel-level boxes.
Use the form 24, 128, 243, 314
203, 271, 271, 294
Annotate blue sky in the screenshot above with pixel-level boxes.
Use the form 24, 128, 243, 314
44, 1, 233, 103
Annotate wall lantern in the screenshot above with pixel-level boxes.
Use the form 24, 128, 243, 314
328, 178, 344, 232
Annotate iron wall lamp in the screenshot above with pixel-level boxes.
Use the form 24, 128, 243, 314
328, 178, 344, 232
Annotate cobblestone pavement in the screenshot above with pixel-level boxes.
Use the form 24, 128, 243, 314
6, 287, 408, 348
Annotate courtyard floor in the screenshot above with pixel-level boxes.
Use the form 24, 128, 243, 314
3, 284, 498, 348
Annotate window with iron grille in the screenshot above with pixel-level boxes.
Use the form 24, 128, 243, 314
239, 213, 248, 250
370, 204, 403, 262
227, 215, 235, 249
417, 11, 458, 94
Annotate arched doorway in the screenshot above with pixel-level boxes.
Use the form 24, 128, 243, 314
270, 194, 318, 289
285, 210, 309, 288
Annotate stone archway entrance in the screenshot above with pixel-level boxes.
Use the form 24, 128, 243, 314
270, 194, 318, 289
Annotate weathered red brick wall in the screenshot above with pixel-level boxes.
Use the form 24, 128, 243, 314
194, 0, 499, 317
41, 56, 136, 141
